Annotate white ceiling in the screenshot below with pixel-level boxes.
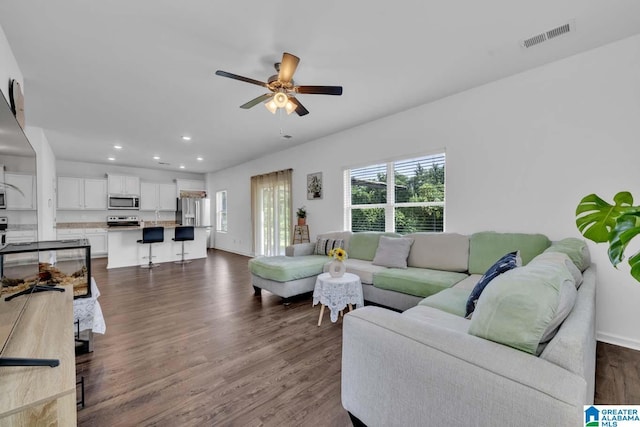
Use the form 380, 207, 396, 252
1, 1, 640, 174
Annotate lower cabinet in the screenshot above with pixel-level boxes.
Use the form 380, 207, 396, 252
57, 228, 107, 257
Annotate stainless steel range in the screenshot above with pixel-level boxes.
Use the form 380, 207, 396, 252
106, 215, 140, 227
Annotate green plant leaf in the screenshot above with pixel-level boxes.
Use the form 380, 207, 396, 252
576, 192, 633, 243
608, 212, 640, 266
629, 251, 640, 283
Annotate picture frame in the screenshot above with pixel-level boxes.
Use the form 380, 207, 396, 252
307, 172, 323, 200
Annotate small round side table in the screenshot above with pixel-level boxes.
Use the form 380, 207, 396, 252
313, 272, 364, 326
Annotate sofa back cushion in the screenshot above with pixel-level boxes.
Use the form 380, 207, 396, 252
405, 232, 469, 272
348, 232, 401, 261
544, 238, 591, 272
468, 231, 551, 274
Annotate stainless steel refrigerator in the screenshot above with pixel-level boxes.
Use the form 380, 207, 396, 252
176, 197, 211, 227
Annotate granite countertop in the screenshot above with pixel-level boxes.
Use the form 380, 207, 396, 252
56, 221, 188, 231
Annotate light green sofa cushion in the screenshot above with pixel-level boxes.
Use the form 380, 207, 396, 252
249, 255, 327, 282
419, 287, 472, 317
468, 260, 577, 355
373, 267, 468, 298
544, 238, 591, 272
468, 231, 551, 274
349, 232, 401, 261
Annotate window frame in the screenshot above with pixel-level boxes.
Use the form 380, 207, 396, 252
216, 190, 227, 232
344, 152, 445, 233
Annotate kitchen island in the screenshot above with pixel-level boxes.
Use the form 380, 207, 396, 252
107, 224, 209, 269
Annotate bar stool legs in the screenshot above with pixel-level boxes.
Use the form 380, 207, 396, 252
140, 243, 159, 269
174, 240, 192, 264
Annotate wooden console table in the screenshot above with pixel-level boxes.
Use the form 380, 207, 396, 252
0, 288, 77, 426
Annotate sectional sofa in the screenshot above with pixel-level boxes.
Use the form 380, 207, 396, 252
249, 230, 596, 426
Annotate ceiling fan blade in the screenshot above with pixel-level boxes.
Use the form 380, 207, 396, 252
215, 70, 269, 88
240, 93, 274, 109
278, 52, 300, 84
289, 97, 309, 116
295, 85, 343, 95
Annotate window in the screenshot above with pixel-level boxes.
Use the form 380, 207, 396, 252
250, 169, 292, 256
344, 153, 445, 233
216, 190, 227, 232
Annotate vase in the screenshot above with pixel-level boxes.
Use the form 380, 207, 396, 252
328, 260, 346, 278
298, 218, 306, 226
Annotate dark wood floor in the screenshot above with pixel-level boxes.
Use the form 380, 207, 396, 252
77, 250, 640, 426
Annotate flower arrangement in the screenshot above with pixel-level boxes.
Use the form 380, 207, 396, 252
328, 247, 348, 262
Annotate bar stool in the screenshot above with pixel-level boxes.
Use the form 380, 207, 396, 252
137, 226, 164, 268
173, 226, 194, 264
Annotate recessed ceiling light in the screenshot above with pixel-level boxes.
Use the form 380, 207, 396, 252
196, 157, 203, 161
179, 165, 185, 169
113, 144, 122, 150
108, 157, 115, 161
153, 156, 160, 160
181, 136, 192, 141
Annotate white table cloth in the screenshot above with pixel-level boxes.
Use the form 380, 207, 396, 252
73, 277, 106, 334
313, 272, 364, 322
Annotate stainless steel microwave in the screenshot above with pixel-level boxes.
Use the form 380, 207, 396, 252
108, 195, 139, 210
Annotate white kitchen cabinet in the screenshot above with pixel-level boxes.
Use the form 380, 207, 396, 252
85, 228, 108, 256
158, 183, 177, 210
140, 182, 158, 211
176, 179, 206, 197
57, 177, 83, 209
5, 173, 35, 210
57, 227, 107, 257
107, 174, 140, 195
140, 182, 176, 211
84, 179, 108, 209
6, 229, 37, 244
57, 177, 107, 210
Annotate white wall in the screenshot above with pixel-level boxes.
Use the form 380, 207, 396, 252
208, 34, 640, 350
0, 24, 22, 101
26, 126, 56, 240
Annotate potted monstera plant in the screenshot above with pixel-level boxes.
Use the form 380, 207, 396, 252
576, 191, 640, 282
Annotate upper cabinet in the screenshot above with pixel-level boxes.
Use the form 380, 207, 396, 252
107, 174, 140, 195
57, 177, 107, 210
175, 179, 206, 197
140, 182, 176, 211
5, 173, 35, 210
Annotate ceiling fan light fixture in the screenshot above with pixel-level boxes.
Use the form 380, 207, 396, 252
264, 99, 278, 114
273, 92, 288, 108
285, 100, 296, 115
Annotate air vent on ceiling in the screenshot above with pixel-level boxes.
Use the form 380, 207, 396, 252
521, 21, 574, 48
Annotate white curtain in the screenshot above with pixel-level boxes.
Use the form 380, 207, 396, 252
251, 169, 292, 256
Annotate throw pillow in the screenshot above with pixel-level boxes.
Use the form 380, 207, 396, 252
371, 236, 415, 269
314, 238, 344, 256
468, 260, 577, 355
530, 251, 583, 288
465, 251, 521, 318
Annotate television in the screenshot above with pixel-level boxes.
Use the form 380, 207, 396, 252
142, 226, 164, 243
174, 226, 194, 241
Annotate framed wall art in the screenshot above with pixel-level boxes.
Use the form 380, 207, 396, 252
307, 172, 323, 200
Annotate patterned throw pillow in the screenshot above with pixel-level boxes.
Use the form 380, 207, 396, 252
315, 238, 344, 256
465, 251, 521, 318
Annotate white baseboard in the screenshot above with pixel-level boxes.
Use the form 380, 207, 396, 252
211, 246, 253, 258
597, 331, 640, 351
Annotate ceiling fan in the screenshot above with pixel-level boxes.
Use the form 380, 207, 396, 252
215, 52, 343, 117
